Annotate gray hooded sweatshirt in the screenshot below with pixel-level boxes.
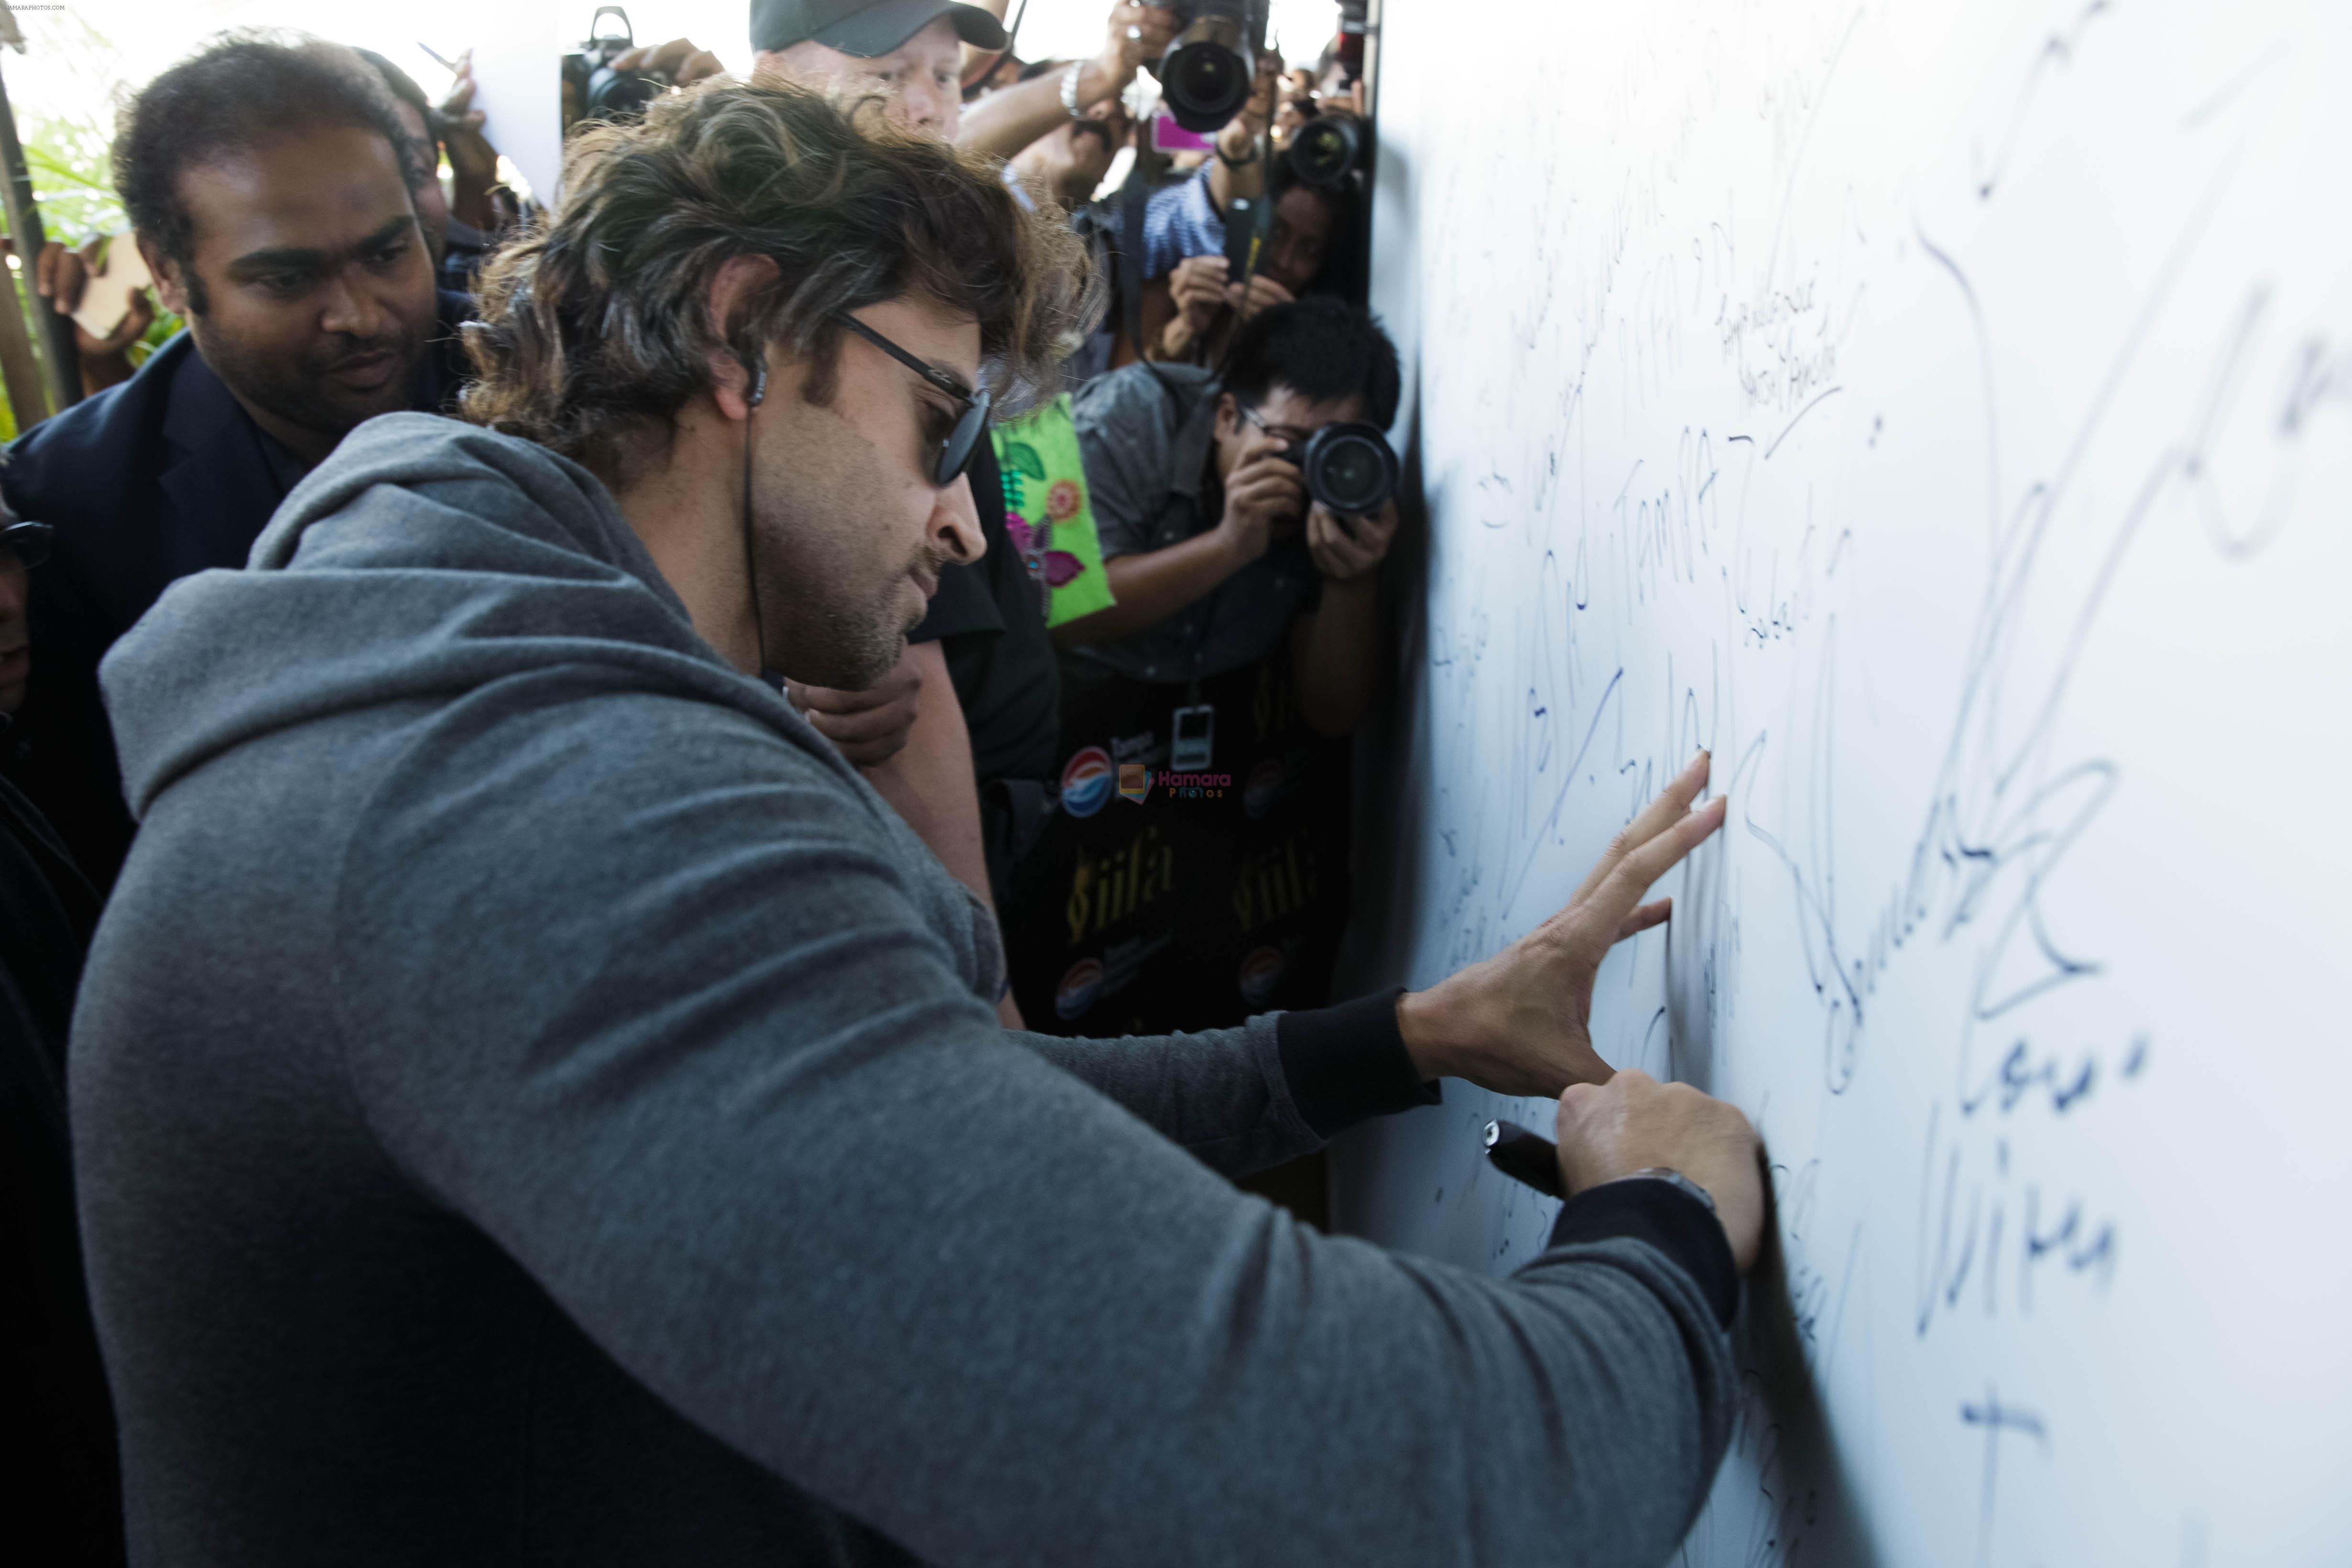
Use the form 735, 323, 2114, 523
73, 414, 1736, 1566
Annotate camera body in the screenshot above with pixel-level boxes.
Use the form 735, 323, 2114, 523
1147, 0, 1270, 133
1277, 422, 1399, 520
563, 6, 665, 130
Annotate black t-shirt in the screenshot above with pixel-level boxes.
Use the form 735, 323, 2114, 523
914, 434, 1061, 788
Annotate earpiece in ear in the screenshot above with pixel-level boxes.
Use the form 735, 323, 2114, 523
747, 360, 767, 409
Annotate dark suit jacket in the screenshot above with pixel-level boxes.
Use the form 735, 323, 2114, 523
0, 299, 471, 887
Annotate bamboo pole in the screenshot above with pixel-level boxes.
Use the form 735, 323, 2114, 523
0, 73, 74, 419
0, 229, 46, 428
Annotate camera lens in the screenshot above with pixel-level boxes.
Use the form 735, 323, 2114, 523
1159, 11, 1253, 132
1172, 45, 1238, 105
1317, 438, 1384, 512
1164, 44, 1250, 128
1302, 423, 1399, 517
1287, 117, 1359, 187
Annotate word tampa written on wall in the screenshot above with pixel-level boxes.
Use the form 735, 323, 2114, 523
1339, 1, 2352, 1564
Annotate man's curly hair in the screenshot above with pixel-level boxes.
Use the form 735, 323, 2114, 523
462, 81, 1100, 487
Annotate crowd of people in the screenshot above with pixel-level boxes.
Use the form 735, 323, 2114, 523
1, 2, 1769, 1562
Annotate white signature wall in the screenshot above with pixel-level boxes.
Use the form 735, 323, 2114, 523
1336, 1, 2352, 1561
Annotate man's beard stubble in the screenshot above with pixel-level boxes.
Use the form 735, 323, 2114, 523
198, 322, 428, 443
756, 485, 951, 693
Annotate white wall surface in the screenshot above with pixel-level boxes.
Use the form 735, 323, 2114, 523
1338, 1, 2352, 1562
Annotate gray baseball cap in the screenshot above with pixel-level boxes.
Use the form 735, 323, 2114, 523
750, 0, 1007, 58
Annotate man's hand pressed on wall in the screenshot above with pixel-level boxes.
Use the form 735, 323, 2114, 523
1397, 751, 1726, 1096
1392, 750, 1762, 1270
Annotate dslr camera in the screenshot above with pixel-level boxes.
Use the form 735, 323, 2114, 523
1279, 422, 1399, 520
1284, 108, 1364, 189
1146, 0, 1270, 133
564, 7, 666, 130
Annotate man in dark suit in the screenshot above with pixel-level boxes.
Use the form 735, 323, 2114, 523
1, 35, 470, 887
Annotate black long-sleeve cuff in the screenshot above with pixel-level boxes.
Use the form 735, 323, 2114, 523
1274, 987, 1440, 1139
1548, 1178, 1739, 1327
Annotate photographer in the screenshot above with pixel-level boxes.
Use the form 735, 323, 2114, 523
1058, 296, 1398, 738
74, 79, 1760, 1564
1141, 129, 1355, 368
1136, 45, 1285, 278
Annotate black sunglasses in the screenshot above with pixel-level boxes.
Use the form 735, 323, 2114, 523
834, 311, 993, 487
0, 520, 52, 570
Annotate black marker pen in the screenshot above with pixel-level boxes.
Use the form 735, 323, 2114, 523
1483, 1119, 1566, 1200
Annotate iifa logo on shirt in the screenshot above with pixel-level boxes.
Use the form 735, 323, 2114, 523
1066, 825, 1176, 945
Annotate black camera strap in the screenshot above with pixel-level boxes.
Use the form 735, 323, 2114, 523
1119, 123, 1152, 369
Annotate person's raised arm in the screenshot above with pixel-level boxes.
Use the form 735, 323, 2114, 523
1203, 51, 1282, 217
433, 54, 508, 232
958, 2, 1174, 159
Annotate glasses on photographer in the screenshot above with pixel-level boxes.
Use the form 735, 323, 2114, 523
1235, 402, 1312, 445
0, 521, 52, 571
833, 312, 993, 487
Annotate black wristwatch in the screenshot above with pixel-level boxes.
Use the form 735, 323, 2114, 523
1215, 140, 1261, 168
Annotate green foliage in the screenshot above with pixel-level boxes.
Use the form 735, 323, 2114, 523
133, 302, 181, 366
0, 16, 182, 404
21, 119, 124, 240
13, 11, 132, 243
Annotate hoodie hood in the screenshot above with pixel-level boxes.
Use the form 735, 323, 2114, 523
102, 413, 854, 820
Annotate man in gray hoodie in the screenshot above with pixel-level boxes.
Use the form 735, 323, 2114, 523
73, 81, 1764, 1566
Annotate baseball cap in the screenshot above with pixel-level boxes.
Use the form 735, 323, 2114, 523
751, 0, 1008, 58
